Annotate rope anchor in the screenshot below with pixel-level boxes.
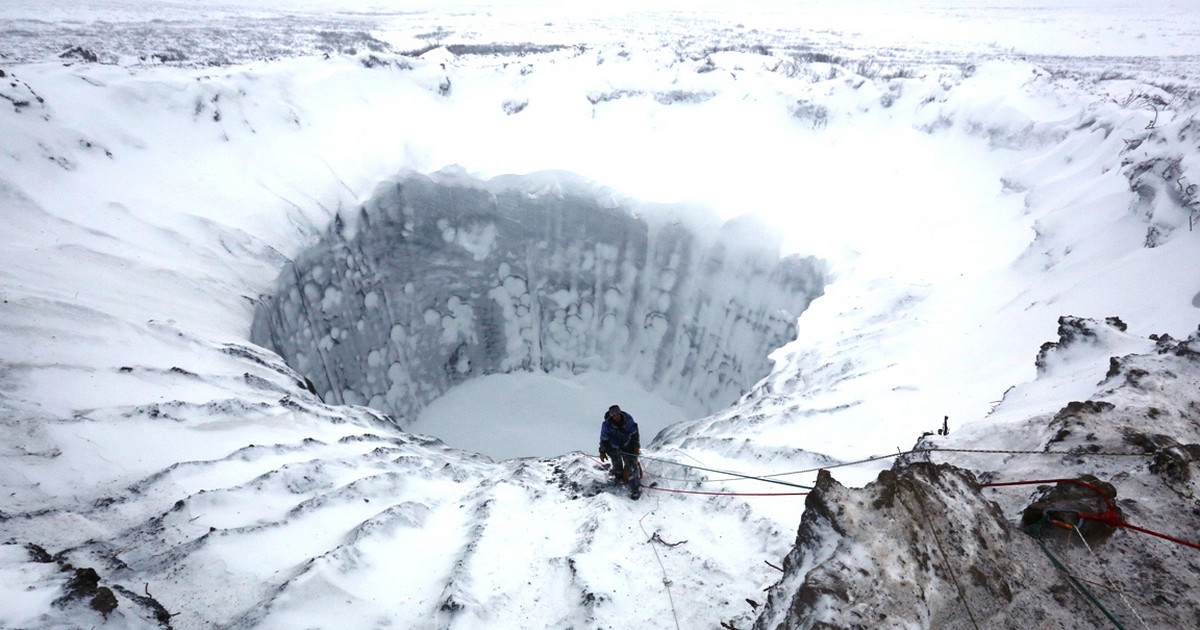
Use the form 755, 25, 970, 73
984, 478, 1200, 552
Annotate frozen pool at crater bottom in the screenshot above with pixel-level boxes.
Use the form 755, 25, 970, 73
409, 370, 689, 461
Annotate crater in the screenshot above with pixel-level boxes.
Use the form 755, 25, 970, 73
251, 170, 827, 459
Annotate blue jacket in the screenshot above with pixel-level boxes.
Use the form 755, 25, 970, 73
600, 413, 639, 454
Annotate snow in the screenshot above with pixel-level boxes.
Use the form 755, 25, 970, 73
0, 545, 64, 629
413, 370, 687, 460
2, 0, 1200, 628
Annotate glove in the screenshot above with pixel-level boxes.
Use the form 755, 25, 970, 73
634, 446, 640, 454
599, 452, 608, 462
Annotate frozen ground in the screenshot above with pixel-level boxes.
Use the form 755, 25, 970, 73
3, 1, 1200, 628
6, 0, 1200, 63
413, 371, 686, 460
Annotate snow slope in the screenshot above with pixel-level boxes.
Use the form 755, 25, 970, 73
3, 1, 1200, 628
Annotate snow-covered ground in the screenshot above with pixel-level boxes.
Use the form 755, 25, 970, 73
413, 371, 686, 460
3, 1, 1200, 628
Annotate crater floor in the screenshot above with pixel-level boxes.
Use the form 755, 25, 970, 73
411, 370, 686, 460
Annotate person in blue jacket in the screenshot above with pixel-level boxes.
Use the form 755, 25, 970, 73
599, 404, 641, 500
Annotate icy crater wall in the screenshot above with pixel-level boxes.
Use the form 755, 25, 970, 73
251, 171, 826, 425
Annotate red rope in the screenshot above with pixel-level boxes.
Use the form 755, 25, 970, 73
1085, 518, 1200, 551
983, 478, 1200, 552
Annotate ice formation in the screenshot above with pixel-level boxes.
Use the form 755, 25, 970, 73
252, 171, 827, 425
4, 1, 1200, 629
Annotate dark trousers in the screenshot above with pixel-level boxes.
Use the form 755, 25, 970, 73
602, 448, 640, 489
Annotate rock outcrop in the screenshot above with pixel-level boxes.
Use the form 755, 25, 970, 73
754, 464, 1112, 630
755, 321, 1200, 630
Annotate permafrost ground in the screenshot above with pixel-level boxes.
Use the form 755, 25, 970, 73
3, 1, 1200, 629
251, 171, 825, 424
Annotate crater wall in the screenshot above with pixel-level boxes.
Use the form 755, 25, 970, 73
251, 171, 827, 425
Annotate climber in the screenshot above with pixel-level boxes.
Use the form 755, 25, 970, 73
599, 404, 641, 500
